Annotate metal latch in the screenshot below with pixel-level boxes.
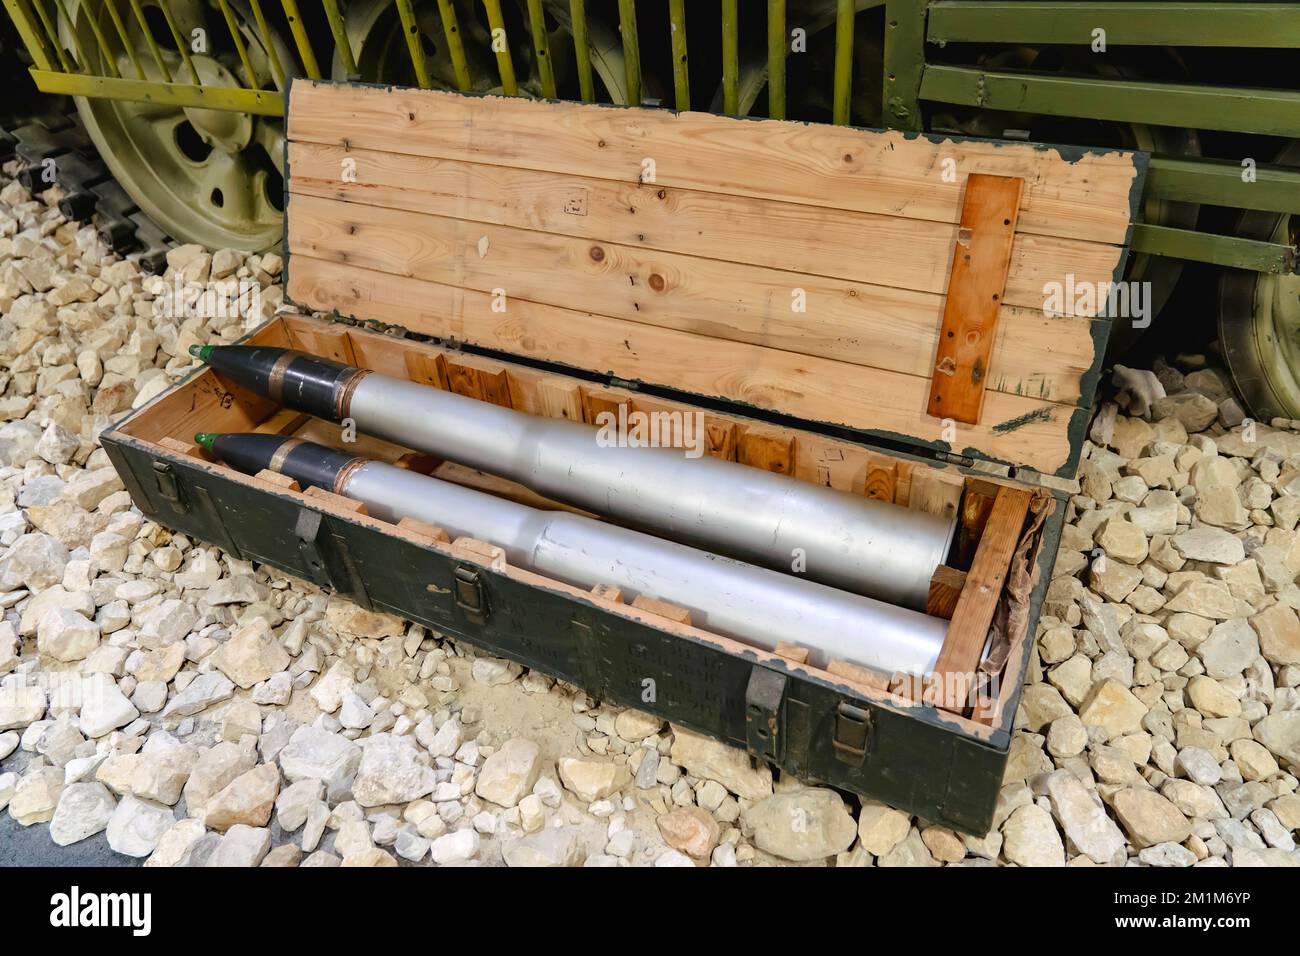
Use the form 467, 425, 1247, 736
152, 461, 187, 514
832, 702, 874, 766
745, 667, 787, 764
453, 564, 489, 625
294, 507, 372, 610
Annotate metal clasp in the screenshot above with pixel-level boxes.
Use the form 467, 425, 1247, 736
453, 564, 489, 625
832, 702, 873, 766
152, 461, 186, 514
745, 666, 787, 764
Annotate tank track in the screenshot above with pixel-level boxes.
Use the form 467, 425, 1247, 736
0, 111, 172, 273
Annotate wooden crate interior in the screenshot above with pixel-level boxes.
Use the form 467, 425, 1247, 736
118, 313, 1047, 737
283, 81, 1142, 477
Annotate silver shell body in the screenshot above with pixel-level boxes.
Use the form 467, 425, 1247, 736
344, 461, 949, 675
350, 375, 957, 610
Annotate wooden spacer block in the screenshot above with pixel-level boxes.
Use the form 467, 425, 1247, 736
394, 452, 443, 474
926, 565, 967, 620
737, 425, 795, 476
631, 594, 692, 625
774, 641, 811, 665
704, 420, 738, 461
907, 468, 964, 521
827, 659, 893, 692
304, 485, 369, 515
591, 583, 624, 603
926, 173, 1023, 425
930, 485, 1032, 713
451, 536, 507, 570
581, 386, 631, 427
396, 516, 451, 543
536, 376, 585, 422
254, 469, 301, 492
444, 355, 514, 407
404, 350, 450, 390
862, 456, 898, 503
159, 436, 199, 456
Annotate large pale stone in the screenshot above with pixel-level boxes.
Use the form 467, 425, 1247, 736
857, 800, 911, 856
205, 824, 271, 867
183, 741, 258, 813
1172, 527, 1245, 565
161, 672, 234, 726
1251, 602, 1300, 667
278, 725, 362, 803
143, 818, 208, 867
36, 608, 100, 662
0, 680, 46, 732
324, 596, 406, 637
49, 782, 116, 845
1002, 804, 1065, 867
1097, 519, 1148, 565
557, 757, 631, 803
1199, 619, 1260, 678
121, 743, 198, 805
1253, 712, 1300, 766
106, 795, 176, 857
1186, 675, 1241, 718
203, 762, 280, 830
474, 738, 542, 808
1044, 771, 1126, 864
614, 709, 663, 742
742, 788, 856, 862
1078, 679, 1147, 739
669, 725, 773, 801
657, 806, 720, 859
353, 733, 438, 807
501, 827, 585, 867
0, 532, 68, 591
1111, 789, 1191, 849
211, 618, 290, 689
8, 766, 65, 825
78, 674, 139, 738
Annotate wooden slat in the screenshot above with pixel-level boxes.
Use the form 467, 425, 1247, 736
737, 426, 795, 476
926, 565, 967, 620
288, 82, 1141, 245
931, 486, 1032, 712
535, 377, 584, 421
286, 254, 1077, 475
287, 192, 1097, 405
927, 174, 1024, 424
286, 142, 1123, 318
631, 594, 692, 625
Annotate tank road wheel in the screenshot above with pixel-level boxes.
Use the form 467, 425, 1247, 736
66, 0, 292, 251
1219, 202, 1300, 422
336, 0, 628, 103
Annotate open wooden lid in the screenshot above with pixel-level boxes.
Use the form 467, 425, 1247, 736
282, 80, 1146, 479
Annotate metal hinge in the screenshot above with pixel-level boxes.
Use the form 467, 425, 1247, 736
608, 376, 639, 392
832, 702, 874, 766
152, 461, 187, 514
744, 667, 787, 764
453, 564, 489, 625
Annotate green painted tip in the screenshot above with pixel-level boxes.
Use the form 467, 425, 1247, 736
189, 344, 214, 361
194, 432, 218, 450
